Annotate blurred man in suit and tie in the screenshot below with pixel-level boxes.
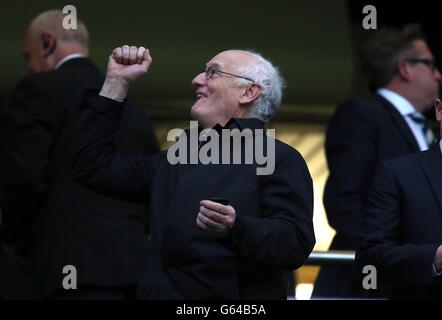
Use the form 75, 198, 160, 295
314, 24, 441, 298
357, 97, 442, 299
0, 10, 160, 299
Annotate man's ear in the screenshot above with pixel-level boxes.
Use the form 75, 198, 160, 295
397, 59, 412, 81
435, 98, 442, 122
41, 32, 57, 57
239, 84, 262, 105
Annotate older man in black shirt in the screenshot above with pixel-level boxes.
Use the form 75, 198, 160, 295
72, 46, 315, 299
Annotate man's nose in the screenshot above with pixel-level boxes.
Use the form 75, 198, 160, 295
191, 72, 206, 87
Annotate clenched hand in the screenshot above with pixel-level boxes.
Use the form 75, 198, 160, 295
100, 45, 152, 101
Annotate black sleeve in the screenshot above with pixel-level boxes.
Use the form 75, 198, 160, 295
71, 94, 160, 204
1, 77, 64, 245
229, 147, 315, 270
116, 100, 161, 155
356, 163, 438, 285
323, 102, 378, 239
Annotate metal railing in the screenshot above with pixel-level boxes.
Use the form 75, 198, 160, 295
289, 250, 360, 300
305, 250, 355, 266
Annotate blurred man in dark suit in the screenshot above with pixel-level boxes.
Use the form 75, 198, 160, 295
314, 24, 441, 298
0, 114, 34, 300
357, 98, 442, 299
0, 10, 159, 299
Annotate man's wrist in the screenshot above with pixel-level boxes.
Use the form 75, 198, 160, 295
99, 77, 129, 102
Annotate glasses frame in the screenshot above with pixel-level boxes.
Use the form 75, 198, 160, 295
405, 58, 438, 71
204, 66, 255, 83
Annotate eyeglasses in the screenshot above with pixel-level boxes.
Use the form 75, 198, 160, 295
204, 66, 255, 83
405, 58, 438, 71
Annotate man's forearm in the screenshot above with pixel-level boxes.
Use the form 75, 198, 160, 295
71, 93, 152, 204
99, 77, 129, 102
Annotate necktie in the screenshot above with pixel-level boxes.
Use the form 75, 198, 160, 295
408, 112, 436, 147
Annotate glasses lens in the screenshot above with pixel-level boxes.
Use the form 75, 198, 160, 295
205, 67, 214, 80
422, 60, 437, 71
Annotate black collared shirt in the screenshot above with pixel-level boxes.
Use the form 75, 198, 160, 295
72, 94, 315, 299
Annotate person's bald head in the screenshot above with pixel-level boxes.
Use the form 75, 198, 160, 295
23, 10, 89, 73
191, 49, 284, 128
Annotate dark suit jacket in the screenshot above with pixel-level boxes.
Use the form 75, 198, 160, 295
314, 94, 422, 297
71, 94, 316, 300
0, 58, 160, 298
0, 115, 35, 299
357, 145, 442, 299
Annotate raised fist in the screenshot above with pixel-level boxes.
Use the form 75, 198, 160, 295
106, 45, 152, 83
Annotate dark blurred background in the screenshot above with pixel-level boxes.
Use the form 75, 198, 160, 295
0, 0, 438, 123
1, 0, 441, 298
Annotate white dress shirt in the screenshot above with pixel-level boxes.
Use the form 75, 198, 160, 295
377, 88, 430, 151
54, 53, 85, 70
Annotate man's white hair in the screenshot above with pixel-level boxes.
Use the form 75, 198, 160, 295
234, 50, 285, 122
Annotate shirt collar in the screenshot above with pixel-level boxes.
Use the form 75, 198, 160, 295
377, 88, 418, 116
55, 54, 85, 69
220, 117, 266, 131
186, 118, 266, 136
440, 140, 442, 156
